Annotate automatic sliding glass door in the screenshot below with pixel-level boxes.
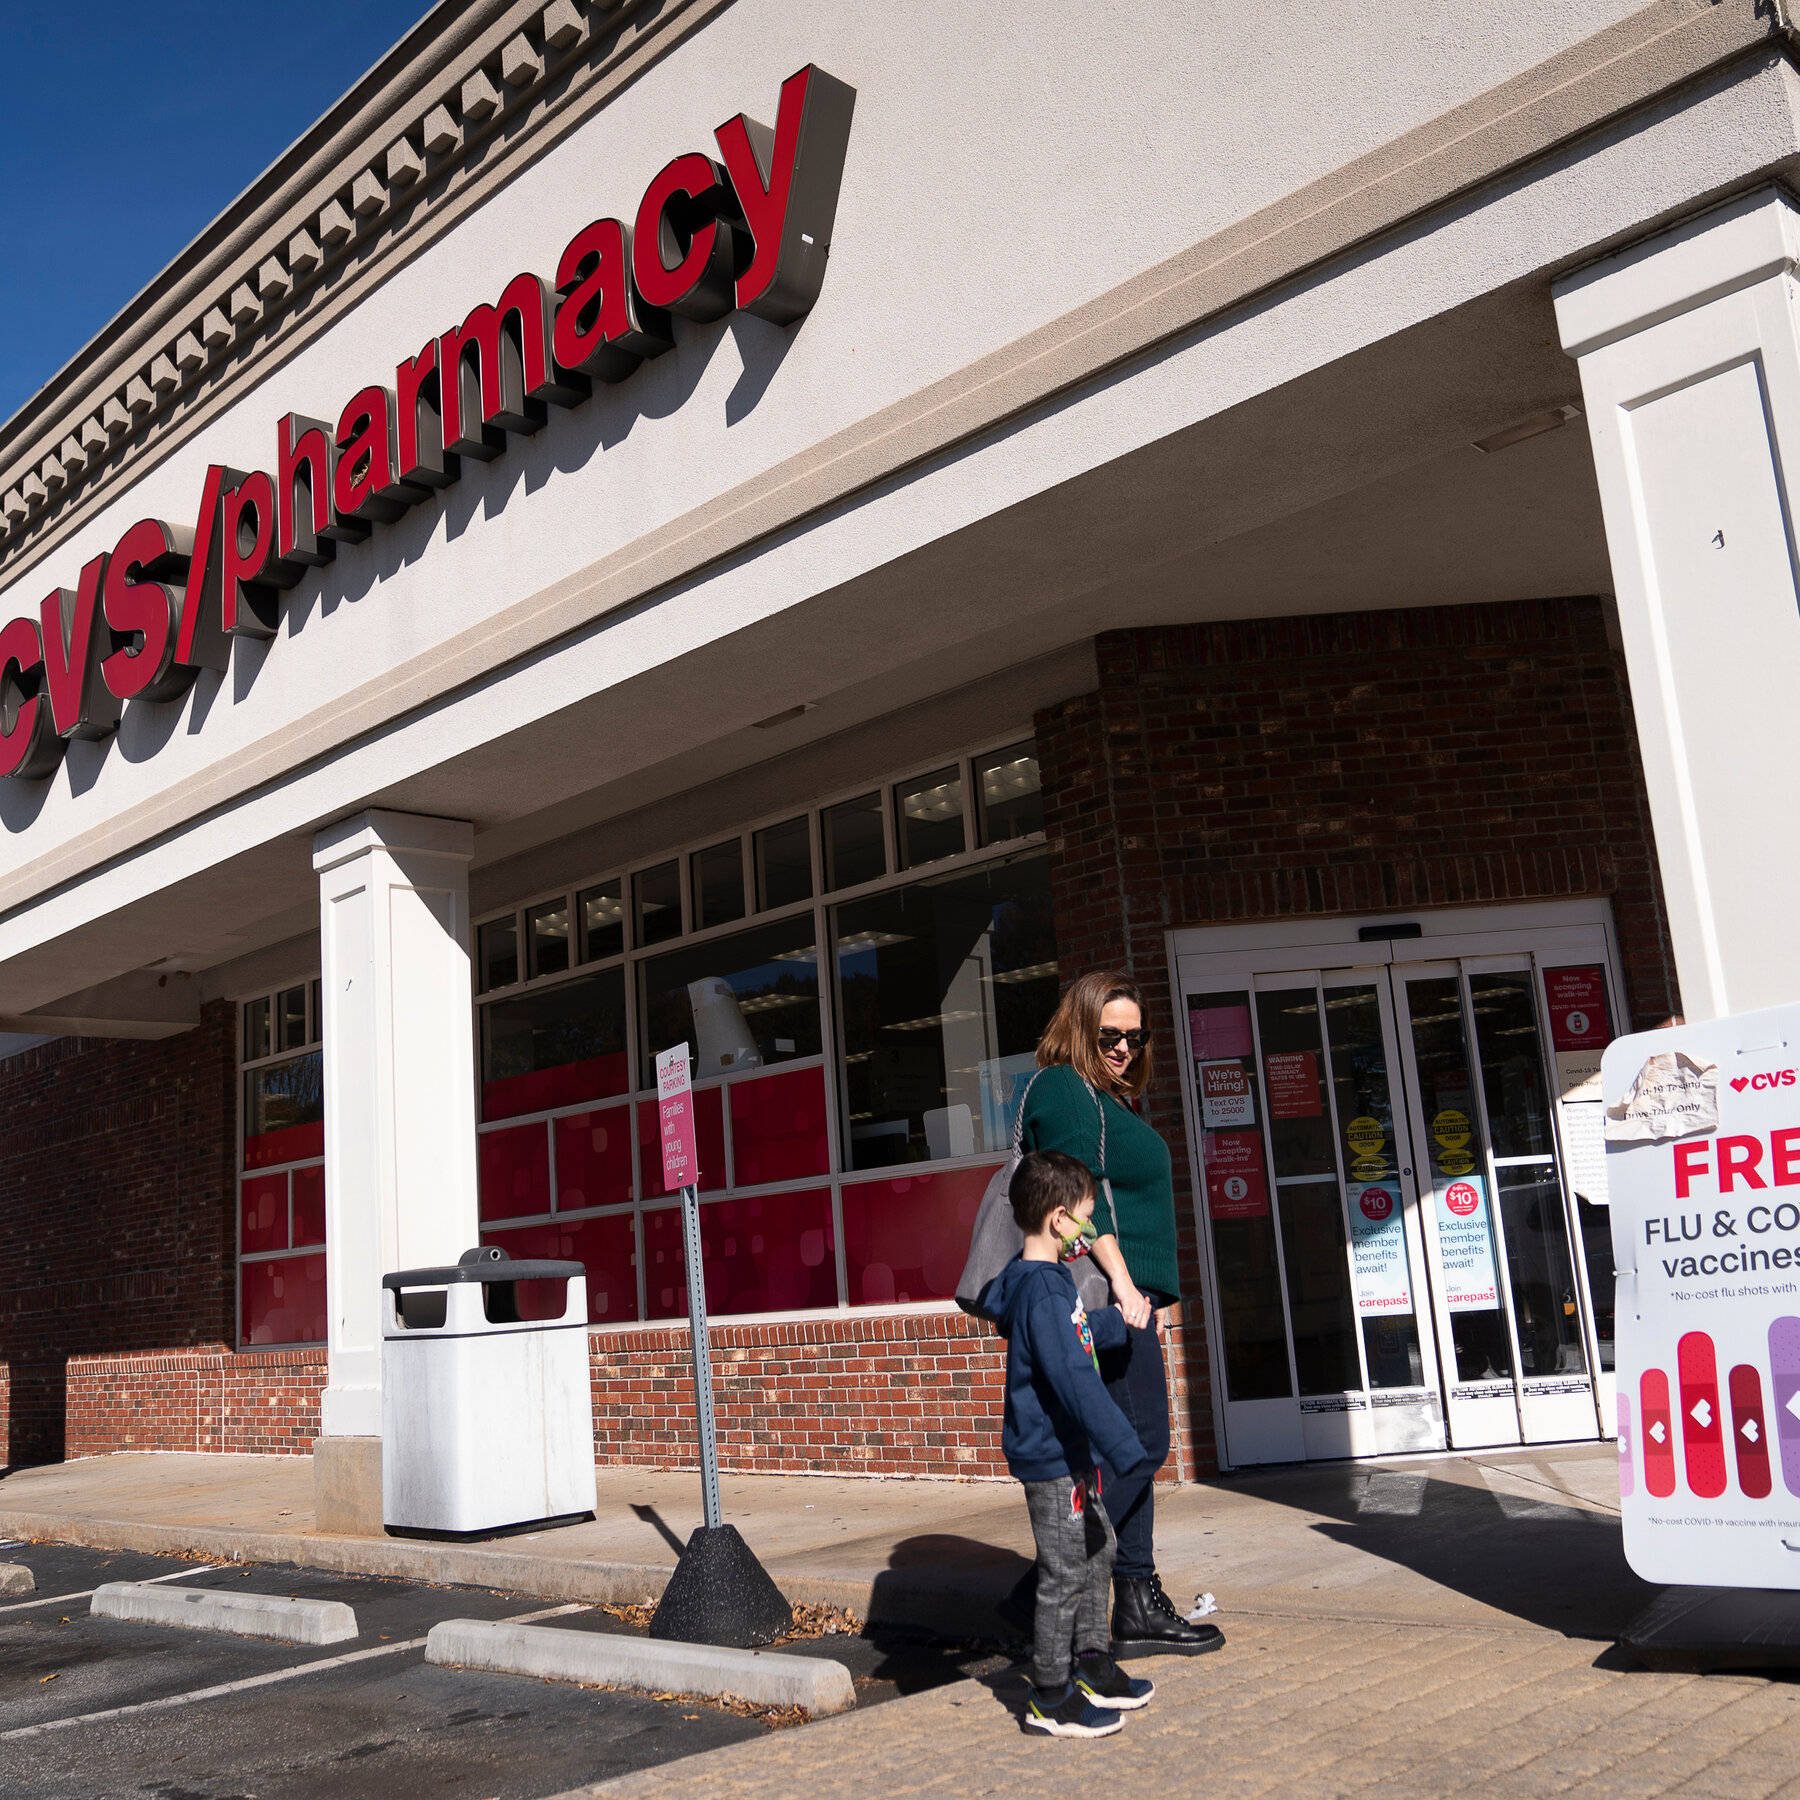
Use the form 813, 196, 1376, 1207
1176, 906, 1620, 1468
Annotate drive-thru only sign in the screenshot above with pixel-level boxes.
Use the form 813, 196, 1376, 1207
1603, 1003, 1800, 1588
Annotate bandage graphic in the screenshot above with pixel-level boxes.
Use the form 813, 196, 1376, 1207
1768, 1316, 1800, 1497
1640, 1368, 1675, 1497
1728, 1363, 1771, 1500
1677, 1331, 1726, 1498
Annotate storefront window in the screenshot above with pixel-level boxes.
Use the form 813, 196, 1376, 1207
635, 859, 682, 944
470, 737, 1048, 1325
479, 916, 519, 991
528, 898, 571, 980
693, 841, 747, 931
482, 968, 629, 1121
755, 818, 812, 910
639, 917, 820, 1076
835, 851, 1057, 1169
823, 793, 885, 890
580, 879, 625, 961
239, 982, 327, 1348
894, 766, 965, 868
976, 741, 1043, 843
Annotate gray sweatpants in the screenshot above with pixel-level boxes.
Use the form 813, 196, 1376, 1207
1021, 1471, 1116, 1690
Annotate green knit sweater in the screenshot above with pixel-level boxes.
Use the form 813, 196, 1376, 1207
1018, 1062, 1180, 1304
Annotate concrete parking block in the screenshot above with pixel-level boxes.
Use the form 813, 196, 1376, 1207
0, 1563, 33, 1595
90, 1582, 357, 1645
425, 1618, 856, 1716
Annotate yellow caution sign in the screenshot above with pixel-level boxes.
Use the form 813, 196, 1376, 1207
1438, 1152, 1475, 1177
1432, 1108, 1471, 1151
1345, 1116, 1386, 1160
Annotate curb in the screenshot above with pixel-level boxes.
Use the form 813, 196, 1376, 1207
91, 1581, 358, 1645
0, 1506, 887, 1617
425, 1618, 857, 1715
0, 1562, 34, 1596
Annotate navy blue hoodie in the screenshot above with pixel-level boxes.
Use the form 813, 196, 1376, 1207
989, 1255, 1148, 1483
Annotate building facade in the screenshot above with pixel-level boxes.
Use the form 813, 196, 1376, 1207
2, 0, 1797, 1512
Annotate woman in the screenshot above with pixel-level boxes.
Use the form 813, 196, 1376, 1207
1016, 970, 1222, 1656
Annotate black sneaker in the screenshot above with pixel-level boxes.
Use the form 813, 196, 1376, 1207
1111, 1573, 1226, 1658
1075, 1649, 1155, 1710
1023, 1679, 1124, 1738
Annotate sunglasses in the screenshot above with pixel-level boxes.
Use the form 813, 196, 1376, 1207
1096, 1028, 1149, 1052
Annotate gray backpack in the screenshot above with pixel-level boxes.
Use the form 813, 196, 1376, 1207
954, 1069, 1113, 1322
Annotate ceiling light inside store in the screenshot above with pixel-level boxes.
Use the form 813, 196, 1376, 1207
883, 1009, 982, 1032
1472, 404, 1581, 454
991, 961, 1059, 984
834, 930, 912, 952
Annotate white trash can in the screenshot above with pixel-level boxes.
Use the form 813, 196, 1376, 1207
381, 1246, 597, 1536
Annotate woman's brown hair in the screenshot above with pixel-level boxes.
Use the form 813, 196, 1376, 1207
1036, 970, 1153, 1099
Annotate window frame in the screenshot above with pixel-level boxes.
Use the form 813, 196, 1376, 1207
235, 975, 326, 1352
470, 733, 1050, 1328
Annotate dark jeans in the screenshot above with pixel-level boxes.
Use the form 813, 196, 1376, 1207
1095, 1313, 1170, 1580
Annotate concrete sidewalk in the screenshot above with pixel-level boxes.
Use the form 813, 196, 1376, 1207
0, 1442, 1641, 1633
14, 1444, 1800, 1799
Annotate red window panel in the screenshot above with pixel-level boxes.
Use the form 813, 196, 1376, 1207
240, 1172, 288, 1254
643, 1188, 835, 1320
841, 1164, 999, 1306
478, 1122, 551, 1221
243, 1118, 325, 1171
553, 1103, 633, 1212
635, 1085, 726, 1197
728, 1066, 829, 1187
481, 1050, 631, 1123
241, 1253, 327, 1346
483, 1211, 638, 1325
291, 1163, 326, 1247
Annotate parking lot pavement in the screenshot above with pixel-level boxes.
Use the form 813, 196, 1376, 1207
0, 1543, 1012, 1800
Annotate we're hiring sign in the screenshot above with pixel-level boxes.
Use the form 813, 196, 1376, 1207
0, 65, 855, 782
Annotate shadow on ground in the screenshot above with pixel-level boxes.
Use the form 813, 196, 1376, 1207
1214, 1461, 1657, 1640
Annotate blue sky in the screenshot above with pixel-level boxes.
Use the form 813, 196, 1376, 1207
0, 3, 430, 425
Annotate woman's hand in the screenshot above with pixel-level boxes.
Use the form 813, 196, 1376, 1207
1115, 1282, 1153, 1331
1089, 1231, 1151, 1329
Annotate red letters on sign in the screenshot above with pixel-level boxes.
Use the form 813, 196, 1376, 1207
1, 67, 859, 784
101, 518, 192, 704
0, 615, 61, 780
553, 218, 672, 382
40, 553, 120, 739
714, 64, 858, 324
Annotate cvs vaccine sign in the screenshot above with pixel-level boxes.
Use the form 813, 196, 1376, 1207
1603, 1002, 1800, 1587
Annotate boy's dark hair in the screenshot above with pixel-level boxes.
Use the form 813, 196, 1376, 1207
1009, 1149, 1096, 1234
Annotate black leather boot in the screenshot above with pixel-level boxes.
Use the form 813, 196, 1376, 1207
1110, 1573, 1225, 1657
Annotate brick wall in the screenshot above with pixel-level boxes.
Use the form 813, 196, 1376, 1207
590, 1311, 1010, 1477
65, 1348, 326, 1456
1034, 599, 1678, 1475
0, 1002, 238, 1465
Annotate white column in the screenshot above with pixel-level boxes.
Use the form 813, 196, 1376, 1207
312, 809, 480, 1437
1556, 188, 1800, 1022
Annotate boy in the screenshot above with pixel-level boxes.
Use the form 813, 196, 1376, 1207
988, 1149, 1157, 1738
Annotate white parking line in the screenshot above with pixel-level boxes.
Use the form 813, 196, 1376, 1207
0, 1565, 216, 1617
0, 1601, 591, 1741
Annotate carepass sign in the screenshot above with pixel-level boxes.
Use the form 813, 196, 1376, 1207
0, 64, 855, 781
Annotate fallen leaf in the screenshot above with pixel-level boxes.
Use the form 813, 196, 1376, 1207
39, 1672, 57, 1683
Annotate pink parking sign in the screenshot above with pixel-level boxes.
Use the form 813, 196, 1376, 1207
655, 1043, 699, 1191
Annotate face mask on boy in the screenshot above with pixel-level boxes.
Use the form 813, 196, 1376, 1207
1057, 1214, 1099, 1262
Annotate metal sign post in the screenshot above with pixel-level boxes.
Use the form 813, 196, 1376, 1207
656, 1043, 721, 1531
